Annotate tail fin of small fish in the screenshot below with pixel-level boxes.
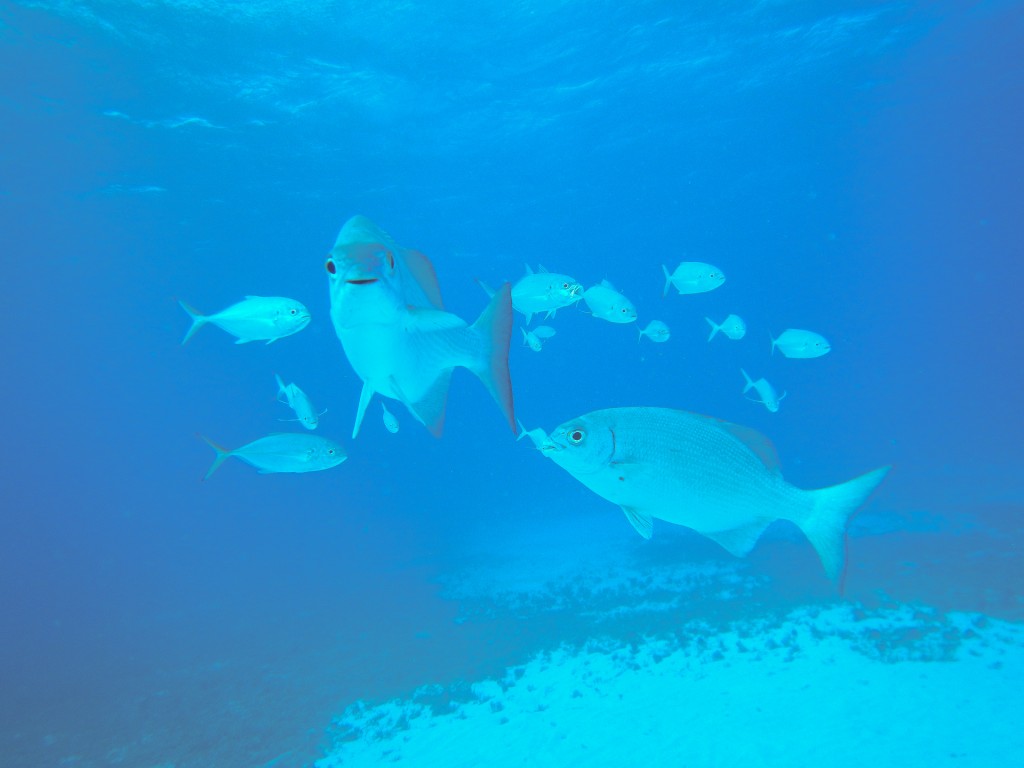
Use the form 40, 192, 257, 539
706, 317, 721, 342
769, 330, 777, 356
515, 418, 528, 441
179, 301, 208, 345
661, 265, 672, 297
274, 374, 287, 399
199, 435, 233, 480
740, 368, 755, 393
799, 466, 891, 583
469, 282, 516, 434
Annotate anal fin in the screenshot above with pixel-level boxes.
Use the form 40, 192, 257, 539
704, 520, 771, 558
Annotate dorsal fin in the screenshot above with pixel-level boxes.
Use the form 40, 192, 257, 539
691, 412, 781, 474
600, 278, 615, 290
523, 263, 534, 275
537, 264, 549, 273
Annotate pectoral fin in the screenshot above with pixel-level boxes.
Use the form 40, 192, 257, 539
621, 506, 654, 539
352, 381, 375, 439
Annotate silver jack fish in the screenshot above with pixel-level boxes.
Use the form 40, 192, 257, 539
479, 265, 583, 325
326, 215, 516, 438
275, 374, 324, 430
200, 433, 346, 479
178, 296, 310, 345
541, 407, 889, 582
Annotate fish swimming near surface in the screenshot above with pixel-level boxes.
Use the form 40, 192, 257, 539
583, 280, 638, 323
179, 296, 311, 345
637, 320, 671, 343
741, 368, 785, 412
326, 215, 516, 439
541, 406, 889, 582
275, 374, 324, 430
706, 314, 746, 342
662, 262, 725, 296
381, 401, 400, 434
480, 265, 583, 325
522, 325, 556, 352
771, 329, 831, 358
200, 433, 346, 479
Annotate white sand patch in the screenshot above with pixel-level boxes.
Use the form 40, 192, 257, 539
316, 604, 1023, 767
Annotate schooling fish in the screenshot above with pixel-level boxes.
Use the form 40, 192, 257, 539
179, 296, 311, 345
541, 406, 889, 581
637, 320, 671, 343
515, 418, 548, 449
522, 325, 556, 352
771, 329, 832, 359
662, 262, 725, 296
326, 215, 516, 439
200, 433, 346, 479
480, 265, 583, 325
583, 280, 638, 324
706, 314, 746, 342
381, 401, 400, 434
741, 368, 785, 413
275, 374, 324, 430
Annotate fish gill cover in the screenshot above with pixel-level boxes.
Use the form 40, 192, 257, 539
1, 1, 1022, 768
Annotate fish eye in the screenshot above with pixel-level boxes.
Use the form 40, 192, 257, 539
562, 282, 569, 289
326, 259, 336, 274
290, 308, 297, 315
327, 448, 335, 455
568, 429, 585, 445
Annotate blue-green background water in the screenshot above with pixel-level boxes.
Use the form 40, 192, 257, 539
1, 1, 1021, 766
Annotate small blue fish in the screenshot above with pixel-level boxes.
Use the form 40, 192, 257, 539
637, 320, 671, 343
771, 329, 831, 359
662, 262, 725, 296
179, 296, 310, 345
583, 280, 637, 324
275, 374, 324, 430
515, 418, 548, 449
706, 314, 746, 342
741, 368, 786, 413
381, 401, 400, 434
200, 433, 346, 479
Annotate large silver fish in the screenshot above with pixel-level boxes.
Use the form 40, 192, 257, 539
541, 407, 889, 582
325, 215, 516, 438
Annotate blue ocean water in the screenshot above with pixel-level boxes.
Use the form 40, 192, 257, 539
1, 1, 1021, 766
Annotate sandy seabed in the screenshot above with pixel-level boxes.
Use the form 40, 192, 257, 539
315, 508, 1024, 768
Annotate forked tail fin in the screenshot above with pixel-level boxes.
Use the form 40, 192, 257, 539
798, 466, 891, 583
661, 265, 673, 297
469, 282, 516, 433
179, 301, 208, 345
199, 435, 233, 480
740, 368, 755, 393
706, 317, 721, 342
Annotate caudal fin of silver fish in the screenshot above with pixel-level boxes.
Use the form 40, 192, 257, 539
179, 301, 209, 345
706, 317, 721, 342
661, 264, 673, 297
740, 368, 755, 393
199, 435, 234, 480
467, 283, 516, 435
798, 466, 891, 583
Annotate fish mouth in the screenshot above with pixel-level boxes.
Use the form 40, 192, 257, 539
346, 278, 379, 285
540, 439, 560, 454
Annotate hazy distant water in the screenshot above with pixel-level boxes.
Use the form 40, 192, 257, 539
1, 1, 1021, 766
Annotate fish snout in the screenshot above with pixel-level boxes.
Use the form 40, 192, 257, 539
539, 438, 561, 454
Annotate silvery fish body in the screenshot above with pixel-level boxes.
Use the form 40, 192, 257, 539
326, 215, 516, 439
179, 296, 311, 345
541, 406, 889, 581
201, 433, 345, 479
741, 368, 785, 412
771, 328, 831, 358
511, 266, 583, 324
662, 262, 725, 296
381, 401, 400, 434
638, 320, 671, 343
275, 374, 322, 430
706, 314, 746, 341
583, 280, 637, 324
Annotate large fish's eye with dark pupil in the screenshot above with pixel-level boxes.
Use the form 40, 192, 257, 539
569, 429, 584, 444
290, 309, 297, 315
326, 259, 336, 274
